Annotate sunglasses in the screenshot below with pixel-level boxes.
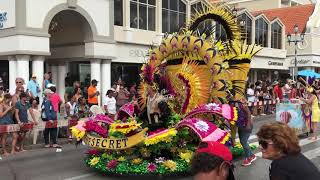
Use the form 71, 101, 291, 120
16, 81, 23, 84
258, 140, 274, 149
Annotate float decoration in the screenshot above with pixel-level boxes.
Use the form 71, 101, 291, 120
72, 2, 261, 176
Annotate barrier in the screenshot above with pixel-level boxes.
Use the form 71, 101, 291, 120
247, 99, 280, 107
0, 119, 84, 144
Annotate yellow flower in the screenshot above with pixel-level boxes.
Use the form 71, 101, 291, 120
163, 160, 177, 171
131, 158, 142, 165
118, 156, 126, 162
179, 151, 193, 163
109, 120, 141, 135
89, 157, 100, 166
70, 127, 85, 141
144, 128, 177, 146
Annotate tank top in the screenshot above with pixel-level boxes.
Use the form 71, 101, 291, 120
64, 101, 76, 117
0, 105, 14, 125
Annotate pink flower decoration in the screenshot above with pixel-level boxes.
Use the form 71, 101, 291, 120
85, 120, 108, 137
147, 163, 157, 172
94, 114, 114, 124
75, 120, 86, 131
106, 160, 118, 169
86, 149, 101, 156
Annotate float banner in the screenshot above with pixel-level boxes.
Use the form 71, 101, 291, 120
83, 128, 148, 150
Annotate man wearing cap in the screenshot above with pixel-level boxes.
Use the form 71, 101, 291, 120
27, 75, 41, 102
87, 79, 100, 107
191, 141, 235, 180
273, 81, 283, 101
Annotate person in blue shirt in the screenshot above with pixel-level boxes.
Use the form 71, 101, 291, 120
27, 74, 41, 103
42, 89, 60, 148
15, 92, 37, 151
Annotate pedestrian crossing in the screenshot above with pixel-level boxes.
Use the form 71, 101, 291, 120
235, 134, 320, 160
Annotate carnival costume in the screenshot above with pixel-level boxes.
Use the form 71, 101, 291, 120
71, 3, 261, 176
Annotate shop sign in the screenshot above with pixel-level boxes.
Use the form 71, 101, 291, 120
290, 59, 311, 65
129, 49, 148, 58
268, 61, 283, 66
0, 12, 7, 29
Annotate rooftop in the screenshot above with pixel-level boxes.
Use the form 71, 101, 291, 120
252, 4, 315, 34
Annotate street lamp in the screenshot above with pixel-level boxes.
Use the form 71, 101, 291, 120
287, 24, 305, 81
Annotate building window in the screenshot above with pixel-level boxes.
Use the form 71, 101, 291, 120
238, 13, 252, 44
114, 0, 123, 26
255, 18, 268, 47
216, 22, 227, 41
191, 1, 207, 14
130, 0, 156, 31
162, 0, 186, 33
271, 22, 282, 49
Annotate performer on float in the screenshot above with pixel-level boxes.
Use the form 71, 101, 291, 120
300, 87, 319, 140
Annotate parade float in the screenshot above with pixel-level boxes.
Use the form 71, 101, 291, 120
71, 3, 260, 176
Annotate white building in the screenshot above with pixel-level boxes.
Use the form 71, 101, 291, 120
0, 0, 299, 103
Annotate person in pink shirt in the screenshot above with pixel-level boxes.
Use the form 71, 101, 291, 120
48, 86, 62, 117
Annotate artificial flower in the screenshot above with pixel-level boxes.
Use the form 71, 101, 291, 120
179, 150, 193, 163
155, 157, 165, 164
163, 160, 177, 171
70, 126, 86, 141
86, 149, 101, 156
106, 160, 118, 169
85, 120, 108, 137
131, 158, 142, 165
144, 128, 177, 146
74, 120, 86, 131
118, 156, 126, 162
194, 120, 209, 132
89, 157, 100, 166
147, 163, 157, 172
140, 148, 151, 158
109, 120, 141, 135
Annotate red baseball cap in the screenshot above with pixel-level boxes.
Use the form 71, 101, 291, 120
196, 141, 233, 163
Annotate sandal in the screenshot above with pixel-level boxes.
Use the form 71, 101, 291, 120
52, 144, 61, 148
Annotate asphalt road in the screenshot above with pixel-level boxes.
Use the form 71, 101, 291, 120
0, 115, 319, 180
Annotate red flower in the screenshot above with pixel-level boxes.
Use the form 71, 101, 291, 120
86, 149, 101, 156
106, 160, 118, 169
147, 163, 157, 172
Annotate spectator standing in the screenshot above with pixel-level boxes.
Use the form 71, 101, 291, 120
15, 92, 38, 151
103, 89, 117, 119
74, 97, 90, 119
290, 83, 297, 99
27, 74, 41, 103
48, 86, 62, 119
246, 84, 255, 116
273, 81, 283, 101
116, 84, 130, 110
73, 87, 82, 102
0, 94, 18, 155
43, 73, 50, 90
129, 83, 137, 101
87, 79, 100, 107
65, 96, 77, 119
65, 81, 80, 102
42, 89, 60, 148
283, 79, 292, 99
0, 85, 4, 103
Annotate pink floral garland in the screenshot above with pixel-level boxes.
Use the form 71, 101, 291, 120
85, 120, 108, 138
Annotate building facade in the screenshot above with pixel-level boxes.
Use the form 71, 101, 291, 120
0, 0, 294, 104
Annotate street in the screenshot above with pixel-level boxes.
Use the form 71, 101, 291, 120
0, 115, 319, 180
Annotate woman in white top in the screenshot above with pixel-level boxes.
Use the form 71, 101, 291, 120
104, 89, 116, 119
65, 95, 77, 119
